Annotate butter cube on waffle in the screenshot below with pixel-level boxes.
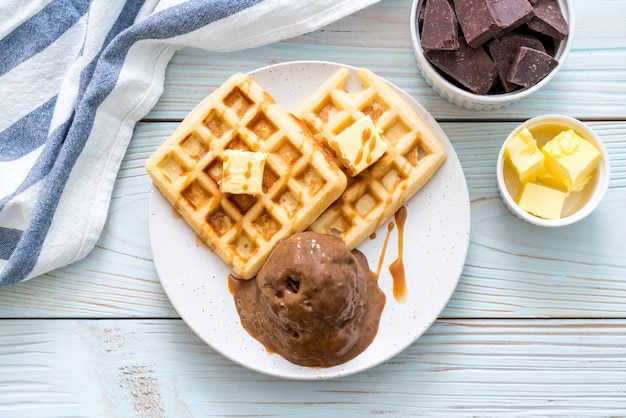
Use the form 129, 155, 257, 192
145, 73, 347, 279
295, 67, 447, 249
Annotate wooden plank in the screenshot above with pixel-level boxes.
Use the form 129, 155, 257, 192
0, 318, 624, 416
146, 0, 626, 122
442, 121, 626, 317
0, 121, 624, 319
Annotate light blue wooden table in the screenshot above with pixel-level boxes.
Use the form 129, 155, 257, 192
1, 1, 626, 416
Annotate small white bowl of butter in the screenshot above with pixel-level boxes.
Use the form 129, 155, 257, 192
497, 115, 610, 227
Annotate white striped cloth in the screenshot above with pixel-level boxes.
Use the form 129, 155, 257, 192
0, 0, 378, 288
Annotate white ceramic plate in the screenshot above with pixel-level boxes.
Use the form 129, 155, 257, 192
149, 61, 470, 380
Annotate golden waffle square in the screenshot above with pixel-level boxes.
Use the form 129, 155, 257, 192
146, 73, 347, 279
294, 67, 447, 249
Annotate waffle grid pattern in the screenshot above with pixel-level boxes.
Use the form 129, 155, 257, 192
146, 73, 347, 279
296, 68, 447, 249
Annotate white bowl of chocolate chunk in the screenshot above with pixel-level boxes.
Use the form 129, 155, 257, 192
410, 0, 573, 110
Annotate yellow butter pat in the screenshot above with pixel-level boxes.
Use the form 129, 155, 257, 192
328, 115, 387, 176
536, 170, 567, 192
516, 182, 568, 220
504, 127, 546, 183
220, 150, 266, 195
541, 129, 601, 192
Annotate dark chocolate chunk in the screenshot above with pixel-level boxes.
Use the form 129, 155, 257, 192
454, 0, 534, 48
417, 0, 566, 96
527, 0, 568, 39
488, 32, 546, 92
425, 36, 498, 95
420, 0, 460, 51
507, 45, 558, 88
453, 0, 501, 48
491, 0, 535, 36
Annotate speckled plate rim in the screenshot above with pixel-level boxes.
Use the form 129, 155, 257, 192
148, 61, 470, 380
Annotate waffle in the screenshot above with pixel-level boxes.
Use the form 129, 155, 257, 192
295, 67, 447, 249
146, 73, 347, 279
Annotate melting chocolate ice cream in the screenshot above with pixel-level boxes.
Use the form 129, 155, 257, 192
232, 231, 385, 368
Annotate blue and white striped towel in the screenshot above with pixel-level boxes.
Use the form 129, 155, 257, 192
0, 0, 378, 288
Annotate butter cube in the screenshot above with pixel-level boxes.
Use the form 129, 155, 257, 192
516, 182, 568, 220
541, 129, 601, 192
536, 170, 567, 192
328, 115, 387, 176
504, 127, 546, 183
220, 150, 266, 195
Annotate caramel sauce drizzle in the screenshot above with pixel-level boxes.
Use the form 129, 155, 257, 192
389, 206, 407, 303
375, 205, 408, 303
354, 147, 364, 167
354, 127, 372, 166
375, 221, 394, 280
366, 129, 376, 165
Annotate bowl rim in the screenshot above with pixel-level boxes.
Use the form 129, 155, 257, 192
410, 0, 575, 105
496, 114, 610, 227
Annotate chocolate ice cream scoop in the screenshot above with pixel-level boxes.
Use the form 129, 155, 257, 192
233, 231, 385, 368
